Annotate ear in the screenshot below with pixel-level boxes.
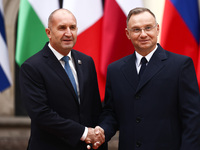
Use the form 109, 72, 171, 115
45, 28, 51, 38
125, 28, 131, 40
156, 24, 160, 36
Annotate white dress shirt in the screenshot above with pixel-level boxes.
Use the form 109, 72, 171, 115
48, 43, 80, 98
135, 45, 158, 74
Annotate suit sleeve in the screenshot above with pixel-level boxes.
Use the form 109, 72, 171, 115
178, 57, 200, 150
99, 66, 119, 142
19, 61, 85, 147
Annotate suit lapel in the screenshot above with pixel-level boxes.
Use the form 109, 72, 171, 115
136, 44, 168, 93
42, 44, 79, 103
121, 53, 139, 91
71, 50, 84, 103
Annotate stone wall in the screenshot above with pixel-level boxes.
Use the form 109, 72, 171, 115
0, 117, 30, 150
0, 117, 118, 150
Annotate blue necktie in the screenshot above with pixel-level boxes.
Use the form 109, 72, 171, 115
62, 56, 78, 97
139, 57, 147, 79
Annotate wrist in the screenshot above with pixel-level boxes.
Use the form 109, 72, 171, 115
80, 127, 88, 141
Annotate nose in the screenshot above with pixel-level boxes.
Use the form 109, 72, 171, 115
64, 28, 72, 36
140, 29, 148, 37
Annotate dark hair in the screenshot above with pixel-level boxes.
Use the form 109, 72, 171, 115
126, 7, 156, 26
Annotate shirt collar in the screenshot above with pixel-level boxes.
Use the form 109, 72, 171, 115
48, 43, 72, 61
135, 45, 158, 67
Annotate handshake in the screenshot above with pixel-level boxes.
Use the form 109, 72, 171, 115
85, 126, 105, 149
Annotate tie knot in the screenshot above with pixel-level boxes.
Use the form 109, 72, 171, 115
62, 56, 69, 62
141, 57, 147, 64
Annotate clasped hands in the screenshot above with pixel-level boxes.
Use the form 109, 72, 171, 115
85, 126, 105, 149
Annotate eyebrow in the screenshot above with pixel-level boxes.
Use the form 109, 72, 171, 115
131, 23, 154, 28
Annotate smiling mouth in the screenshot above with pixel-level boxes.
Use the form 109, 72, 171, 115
63, 39, 72, 43
140, 40, 149, 43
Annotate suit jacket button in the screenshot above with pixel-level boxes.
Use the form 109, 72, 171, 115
136, 141, 142, 148
135, 94, 140, 99
136, 117, 141, 123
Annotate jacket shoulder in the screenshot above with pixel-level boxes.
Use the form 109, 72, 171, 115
108, 54, 133, 69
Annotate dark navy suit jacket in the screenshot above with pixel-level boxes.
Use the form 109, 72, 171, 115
20, 42, 107, 150
99, 44, 200, 150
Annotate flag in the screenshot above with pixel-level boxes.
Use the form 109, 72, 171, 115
100, 0, 143, 96
62, 0, 105, 98
0, 0, 12, 92
16, 0, 59, 66
161, 0, 200, 86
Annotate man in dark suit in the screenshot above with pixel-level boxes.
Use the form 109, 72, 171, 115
20, 9, 106, 150
99, 7, 200, 150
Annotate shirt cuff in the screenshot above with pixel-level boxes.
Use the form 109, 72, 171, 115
80, 127, 88, 141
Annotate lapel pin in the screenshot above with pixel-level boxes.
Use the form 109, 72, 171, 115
78, 60, 82, 65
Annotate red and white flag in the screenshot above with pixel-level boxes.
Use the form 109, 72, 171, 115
100, 0, 143, 96
62, 0, 104, 98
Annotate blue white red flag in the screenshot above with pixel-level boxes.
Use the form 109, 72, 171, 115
0, 0, 12, 92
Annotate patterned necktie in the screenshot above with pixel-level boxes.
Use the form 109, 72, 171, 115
62, 56, 78, 97
139, 57, 148, 78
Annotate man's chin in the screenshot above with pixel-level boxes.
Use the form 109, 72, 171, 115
62, 44, 74, 50
139, 44, 150, 50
